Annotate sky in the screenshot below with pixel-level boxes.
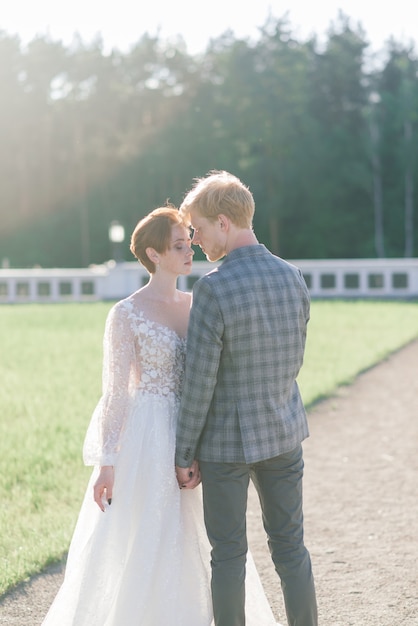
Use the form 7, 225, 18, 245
1, 0, 418, 57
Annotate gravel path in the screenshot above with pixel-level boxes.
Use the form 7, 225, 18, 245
1, 339, 417, 625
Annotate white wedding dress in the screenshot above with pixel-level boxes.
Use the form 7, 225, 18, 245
42, 296, 277, 626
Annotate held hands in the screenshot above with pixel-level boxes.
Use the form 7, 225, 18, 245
93, 465, 114, 512
175, 459, 201, 490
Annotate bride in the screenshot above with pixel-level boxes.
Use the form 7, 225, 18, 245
41, 206, 278, 625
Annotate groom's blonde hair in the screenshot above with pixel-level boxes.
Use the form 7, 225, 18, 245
180, 170, 255, 229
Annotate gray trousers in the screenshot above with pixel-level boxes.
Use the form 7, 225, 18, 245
199, 445, 318, 626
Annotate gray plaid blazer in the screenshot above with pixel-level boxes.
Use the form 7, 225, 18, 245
175, 244, 310, 466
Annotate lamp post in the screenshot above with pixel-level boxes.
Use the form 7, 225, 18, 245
108, 220, 125, 263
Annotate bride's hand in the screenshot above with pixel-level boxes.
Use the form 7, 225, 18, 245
93, 466, 114, 512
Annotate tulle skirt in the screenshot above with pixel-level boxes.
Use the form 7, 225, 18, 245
42, 392, 276, 625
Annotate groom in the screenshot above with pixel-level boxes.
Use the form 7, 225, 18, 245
175, 170, 317, 626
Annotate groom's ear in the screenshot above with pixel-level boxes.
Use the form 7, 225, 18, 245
218, 214, 230, 231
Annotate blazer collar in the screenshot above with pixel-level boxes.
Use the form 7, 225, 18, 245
222, 244, 268, 265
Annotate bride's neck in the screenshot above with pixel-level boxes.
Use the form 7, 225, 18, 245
143, 273, 179, 303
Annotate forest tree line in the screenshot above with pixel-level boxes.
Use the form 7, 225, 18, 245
0, 12, 417, 267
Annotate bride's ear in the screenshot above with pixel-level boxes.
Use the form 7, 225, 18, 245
145, 247, 159, 265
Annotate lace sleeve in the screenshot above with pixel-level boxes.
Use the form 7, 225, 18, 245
83, 301, 136, 466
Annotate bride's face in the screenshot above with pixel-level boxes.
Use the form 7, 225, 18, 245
159, 225, 194, 275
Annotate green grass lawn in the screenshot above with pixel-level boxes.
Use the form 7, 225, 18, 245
0, 300, 417, 596
298, 300, 418, 406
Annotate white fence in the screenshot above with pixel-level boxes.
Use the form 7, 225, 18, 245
0, 258, 417, 304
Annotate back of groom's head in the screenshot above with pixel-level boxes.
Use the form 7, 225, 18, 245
180, 170, 255, 229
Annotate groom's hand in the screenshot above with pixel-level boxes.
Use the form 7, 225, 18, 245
175, 459, 201, 490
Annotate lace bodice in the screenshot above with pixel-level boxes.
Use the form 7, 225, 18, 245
83, 297, 186, 466
131, 308, 186, 397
